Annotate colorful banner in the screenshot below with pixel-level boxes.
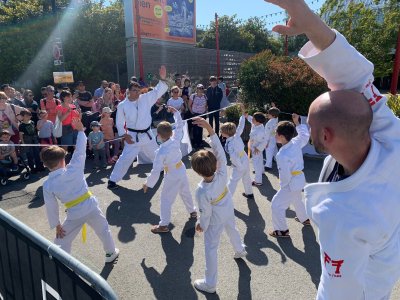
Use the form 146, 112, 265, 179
53, 72, 74, 84
133, 0, 196, 44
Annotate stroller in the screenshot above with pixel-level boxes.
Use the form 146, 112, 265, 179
0, 154, 31, 186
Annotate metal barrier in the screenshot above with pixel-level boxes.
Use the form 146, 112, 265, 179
0, 209, 117, 300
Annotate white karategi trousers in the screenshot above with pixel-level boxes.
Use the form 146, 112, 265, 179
159, 165, 196, 226
55, 204, 115, 254
264, 142, 277, 168
252, 151, 264, 184
228, 164, 253, 196
271, 183, 308, 231
110, 132, 158, 183
204, 217, 245, 287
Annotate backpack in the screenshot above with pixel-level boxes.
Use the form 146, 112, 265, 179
42, 98, 60, 109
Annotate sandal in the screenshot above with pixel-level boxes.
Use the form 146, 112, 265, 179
295, 217, 311, 226
190, 212, 198, 219
151, 225, 169, 233
269, 230, 290, 238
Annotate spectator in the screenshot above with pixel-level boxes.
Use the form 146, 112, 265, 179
100, 107, 120, 164
206, 76, 223, 134
114, 83, 125, 101
130, 76, 138, 83
167, 86, 185, 114
40, 86, 47, 99
40, 86, 60, 124
22, 89, 39, 124
94, 80, 108, 101
218, 76, 230, 108
56, 90, 80, 148
0, 91, 26, 144
7, 86, 25, 107
37, 110, 55, 146
94, 87, 114, 112
19, 111, 43, 172
74, 81, 93, 113
189, 84, 208, 148
88, 120, 107, 169
0, 129, 18, 171
151, 98, 172, 127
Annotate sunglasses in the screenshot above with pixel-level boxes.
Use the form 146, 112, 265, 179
172, 91, 179, 94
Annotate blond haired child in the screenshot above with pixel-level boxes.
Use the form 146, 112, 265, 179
269, 114, 310, 238
264, 107, 280, 170
191, 117, 246, 294
143, 107, 197, 233
100, 107, 119, 164
246, 112, 267, 186
220, 104, 253, 198
41, 118, 119, 262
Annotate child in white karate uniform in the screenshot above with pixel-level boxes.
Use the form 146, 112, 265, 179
246, 112, 267, 186
143, 107, 197, 233
220, 104, 253, 199
264, 107, 280, 170
269, 114, 310, 238
41, 119, 119, 263
191, 117, 247, 294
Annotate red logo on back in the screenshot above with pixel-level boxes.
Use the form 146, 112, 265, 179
324, 252, 344, 278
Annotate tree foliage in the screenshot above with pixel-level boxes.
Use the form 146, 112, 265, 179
320, 0, 400, 78
197, 15, 281, 54
238, 50, 328, 115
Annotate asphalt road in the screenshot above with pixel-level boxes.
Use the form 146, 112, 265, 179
1, 152, 399, 300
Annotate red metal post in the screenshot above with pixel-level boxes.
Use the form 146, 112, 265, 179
390, 27, 400, 95
135, 0, 144, 79
215, 13, 220, 77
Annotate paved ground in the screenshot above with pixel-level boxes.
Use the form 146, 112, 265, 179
1, 151, 400, 300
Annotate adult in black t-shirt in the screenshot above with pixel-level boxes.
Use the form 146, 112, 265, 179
205, 76, 223, 133
74, 81, 93, 113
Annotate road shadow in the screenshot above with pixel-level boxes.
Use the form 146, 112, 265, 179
235, 198, 286, 266
106, 177, 162, 243
99, 263, 116, 280
277, 226, 321, 289
235, 259, 252, 300
27, 186, 44, 209
253, 173, 277, 202
141, 219, 198, 300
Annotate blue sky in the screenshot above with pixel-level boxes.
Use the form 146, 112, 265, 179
196, 0, 325, 30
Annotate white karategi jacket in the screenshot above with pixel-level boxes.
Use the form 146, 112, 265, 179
195, 134, 235, 232
276, 124, 310, 190
145, 111, 184, 188
224, 115, 248, 170
264, 117, 278, 146
301, 31, 400, 300
247, 117, 267, 152
43, 131, 98, 229
116, 81, 168, 143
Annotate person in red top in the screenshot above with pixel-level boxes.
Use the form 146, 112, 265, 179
56, 90, 80, 149
40, 86, 60, 124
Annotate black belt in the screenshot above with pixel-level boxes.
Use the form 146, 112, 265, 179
127, 126, 152, 142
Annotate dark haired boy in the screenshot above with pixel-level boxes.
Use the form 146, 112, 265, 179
0, 130, 19, 171
41, 118, 119, 262
246, 112, 267, 186
190, 117, 246, 294
264, 107, 280, 170
268, 113, 311, 238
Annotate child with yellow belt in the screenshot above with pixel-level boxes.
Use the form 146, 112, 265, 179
41, 118, 119, 263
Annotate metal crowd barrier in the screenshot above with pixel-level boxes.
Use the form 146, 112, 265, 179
0, 209, 117, 300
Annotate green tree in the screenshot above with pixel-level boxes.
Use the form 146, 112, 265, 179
320, 0, 400, 78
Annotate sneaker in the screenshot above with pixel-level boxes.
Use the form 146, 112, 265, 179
269, 230, 290, 238
252, 181, 262, 186
193, 279, 216, 294
107, 180, 118, 190
242, 193, 254, 199
190, 211, 198, 219
151, 225, 169, 233
234, 249, 248, 259
295, 217, 311, 226
105, 248, 119, 263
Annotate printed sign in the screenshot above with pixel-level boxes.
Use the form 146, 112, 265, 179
133, 0, 196, 44
53, 72, 74, 84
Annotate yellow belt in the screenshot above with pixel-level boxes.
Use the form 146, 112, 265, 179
291, 170, 303, 176
239, 151, 245, 158
164, 161, 183, 173
64, 191, 92, 243
211, 187, 228, 205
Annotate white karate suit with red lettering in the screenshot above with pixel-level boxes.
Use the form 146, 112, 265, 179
247, 117, 267, 184
110, 81, 168, 183
264, 117, 278, 168
225, 115, 253, 196
145, 111, 196, 226
43, 131, 116, 254
300, 31, 400, 300
196, 134, 245, 288
271, 124, 310, 231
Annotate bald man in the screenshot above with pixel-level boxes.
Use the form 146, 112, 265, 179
266, 0, 400, 299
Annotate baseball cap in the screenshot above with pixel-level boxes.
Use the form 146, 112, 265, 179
90, 121, 101, 127
102, 107, 112, 114
196, 84, 204, 88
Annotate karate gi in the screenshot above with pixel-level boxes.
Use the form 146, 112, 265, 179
196, 134, 245, 288
145, 111, 196, 226
271, 124, 310, 231
225, 115, 253, 196
247, 117, 267, 184
43, 131, 115, 254
110, 81, 168, 183
300, 31, 400, 300
264, 117, 278, 168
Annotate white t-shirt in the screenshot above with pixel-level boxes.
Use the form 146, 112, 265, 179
167, 97, 184, 111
